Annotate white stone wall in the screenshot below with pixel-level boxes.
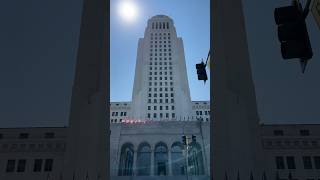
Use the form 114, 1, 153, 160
109, 121, 210, 179
131, 15, 192, 121
110, 102, 131, 123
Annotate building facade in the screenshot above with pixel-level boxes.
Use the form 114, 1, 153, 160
130, 15, 193, 121
1, 124, 320, 179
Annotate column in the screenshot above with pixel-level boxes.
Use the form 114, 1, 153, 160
151, 148, 155, 176
168, 150, 172, 175
133, 149, 137, 176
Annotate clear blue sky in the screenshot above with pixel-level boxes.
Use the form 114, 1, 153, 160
110, 0, 210, 102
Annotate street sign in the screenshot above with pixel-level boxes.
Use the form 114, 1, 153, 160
312, 0, 320, 29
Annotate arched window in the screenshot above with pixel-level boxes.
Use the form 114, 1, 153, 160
136, 142, 151, 176
171, 142, 186, 175
188, 142, 204, 175
154, 142, 168, 176
118, 143, 134, 176
156, 22, 158, 29
163, 22, 165, 29
166, 22, 169, 29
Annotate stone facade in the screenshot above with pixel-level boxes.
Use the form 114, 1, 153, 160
0, 124, 320, 179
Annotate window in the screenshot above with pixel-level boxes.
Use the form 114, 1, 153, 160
154, 93, 157, 97
165, 93, 168, 97
45, 132, 55, 139
188, 143, 205, 175
160, 106, 163, 110
160, 113, 163, 118
171, 142, 185, 175
205, 111, 208, 115
137, 143, 151, 175
172, 113, 175, 118
153, 113, 157, 118
199, 111, 202, 115
118, 143, 134, 176
303, 156, 312, 169
196, 111, 199, 115
166, 106, 169, 110
33, 159, 43, 172
314, 156, 320, 169
171, 93, 174, 97
148, 113, 151, 118
275, 156, 285, 169
124, 112, 127, 116
148, 99, 151, 103
160, 99, 163, 103
6, 160, 15, 172
154, 142, 168, 175
154, 106, 157, 110
166, 113, 169, 118
44, 159, 53, 172
148, 106, 151, 110
172, 106, 174, 110
120, 112, 124, 116
300, 129, 310, 136
287, 156, 296, 169
171, 99, 174, 103
154, 99, 157, 103
19, 133, 29, 139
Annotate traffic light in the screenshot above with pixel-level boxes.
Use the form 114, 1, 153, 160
274, 1, 313, 72
196, 62, 207, 82
182, 135, 186, 145
192, 135, 196, 143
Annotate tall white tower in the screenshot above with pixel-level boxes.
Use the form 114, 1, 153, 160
131, 15, 193, 121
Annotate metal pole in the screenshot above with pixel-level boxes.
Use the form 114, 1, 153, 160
183, 136, 189, 180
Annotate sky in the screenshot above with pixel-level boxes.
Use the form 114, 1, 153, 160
0, 0, 319, 128
110, 0, 210, 102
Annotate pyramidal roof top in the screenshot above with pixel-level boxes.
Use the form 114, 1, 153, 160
150, 15, 172, 19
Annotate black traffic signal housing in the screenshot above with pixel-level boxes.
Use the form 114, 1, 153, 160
196, 62, 208, 82
192, 135, 196, 143
182, 135, 186, 145
274, 1, 313, 73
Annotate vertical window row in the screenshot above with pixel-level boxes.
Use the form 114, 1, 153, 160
152, 22, 170, 29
